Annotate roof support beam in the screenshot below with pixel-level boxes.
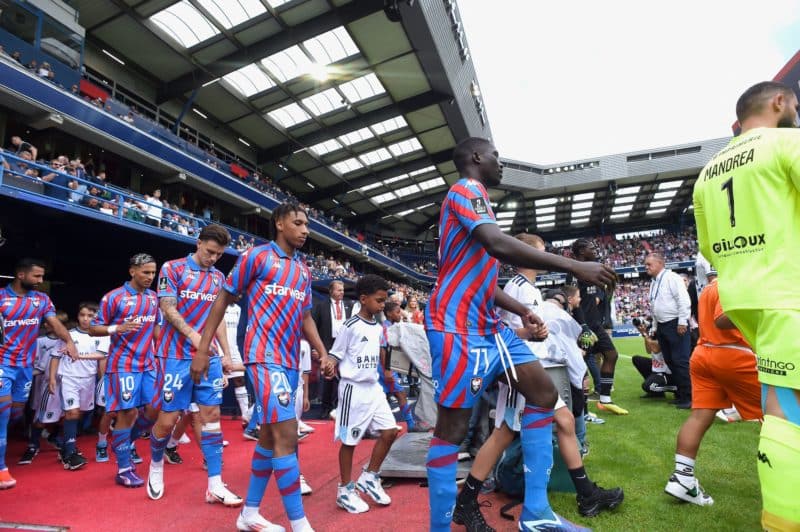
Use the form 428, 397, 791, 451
156, 1, 386, 104
303, 149, 452, 203
256, 90, 451, 164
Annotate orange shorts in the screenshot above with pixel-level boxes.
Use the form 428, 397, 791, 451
690, 344, 762, 420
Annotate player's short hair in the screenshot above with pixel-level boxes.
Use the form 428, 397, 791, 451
355, 274, 390, 297
129, 253, 156, 267
14, 257, 46, 274
329, 280, 343, 291
543, 288, 568, 309
77, 301, 98, 314
647, 251, 665, 264
736, 81, 794, 122
571, 238, 593, 257
54, 310, 69, 324
384, 300, 400, 313
198, 224, 231, 246
563, 285, 579, 298
515, 233, 545, 248
269, 202, 308, 240
453, 137, 493, 174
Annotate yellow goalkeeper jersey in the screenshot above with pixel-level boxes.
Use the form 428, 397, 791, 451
693, 127, 800, 311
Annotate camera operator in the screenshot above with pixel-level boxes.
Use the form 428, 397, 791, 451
631, 318, 676, 399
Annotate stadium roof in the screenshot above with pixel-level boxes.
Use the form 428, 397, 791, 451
72, 0, 490, 235
492, 137, 731, 240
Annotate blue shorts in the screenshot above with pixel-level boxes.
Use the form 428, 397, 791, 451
142, 367, 162, 410
159, 357, 224, 412
248, 363, 298, 425
427, 326, 538, 408
0, 365, 33, 403
105, 372, 145, 412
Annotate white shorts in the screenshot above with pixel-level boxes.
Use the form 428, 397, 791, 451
228, 349, 244, 378
33, 374, 63, 424
188, 402, 200, 413
95, 378, 106, 408
495, 382, 566, 432
60, 375, 96, 412
335, 380, 396, 445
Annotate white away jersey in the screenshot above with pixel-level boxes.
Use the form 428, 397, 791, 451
300, 339, 311, 374
329, 315, 386, 383
499, 274, 544, 329
57, 328, 102, 378
538, 301, 587, 389
35, 335, 63, 377
224, 303, 241, 358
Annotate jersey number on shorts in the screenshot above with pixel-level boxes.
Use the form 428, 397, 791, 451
164, 373, 184, 391
721, 177, 736, 227
470, 348, 489, 374
270, 372, 291, 394
119, 375, 135, 393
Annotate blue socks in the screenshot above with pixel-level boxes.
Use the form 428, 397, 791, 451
150, 432, 169, 463
246, 412, 258, 432
401, 403, 415, 430
245, 445, 273, 508
201, 431, 224, 477
63, 418, 79, 457
273, 453, 304, 520
427, 437, 459, 532
0, 398, 10, 470
520, 404, 555, 522
111, 428, 132, 472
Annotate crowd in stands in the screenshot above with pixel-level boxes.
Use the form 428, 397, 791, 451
1, 132, 431, 303
613, 278, 650, 325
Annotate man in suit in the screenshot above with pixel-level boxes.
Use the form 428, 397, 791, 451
311, 280, 352, 419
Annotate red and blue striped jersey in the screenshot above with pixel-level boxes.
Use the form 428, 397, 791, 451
157, 254, 225, 359
425, 178, 501, 335
94, 282, 160, 373
0, 285, 56, 367
224, 241, 312, 368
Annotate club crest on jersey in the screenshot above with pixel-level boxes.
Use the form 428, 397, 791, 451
159, 277, 168, 291
67, 398, 74, 406
470, 197, 488, 215
213, 278, 219, 285
277, 391, 290, 406
470, 377, 483, 395
122, 391, 132, 402
163, 390, 174, 403
351, 428, 361, 439
47, 412, 53, 419
32, 299, 40, 307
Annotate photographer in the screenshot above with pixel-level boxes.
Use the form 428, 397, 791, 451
631, 318, 676, 398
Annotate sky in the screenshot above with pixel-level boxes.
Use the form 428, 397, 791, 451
458, 0, 800, 164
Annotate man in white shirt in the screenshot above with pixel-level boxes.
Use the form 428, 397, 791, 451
145, 189, 163, 228
644, 252, 692, 409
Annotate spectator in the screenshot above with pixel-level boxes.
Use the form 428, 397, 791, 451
10, 136, 37, 160
144, 188, 163, 228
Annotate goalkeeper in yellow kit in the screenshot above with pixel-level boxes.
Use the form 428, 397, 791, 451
693, 81, 800, 531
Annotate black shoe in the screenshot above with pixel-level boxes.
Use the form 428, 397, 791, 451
452, 499, 495, 532
675, 402, 692, 409
577, 484, 624, 517
18, 446, 39, 465
164, 446, 183, 465
319, 409, 331, 420
62, 451, 88, 471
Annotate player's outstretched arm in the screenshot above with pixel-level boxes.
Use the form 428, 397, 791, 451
472, 224, 616, 288
45, 314, 79, 360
